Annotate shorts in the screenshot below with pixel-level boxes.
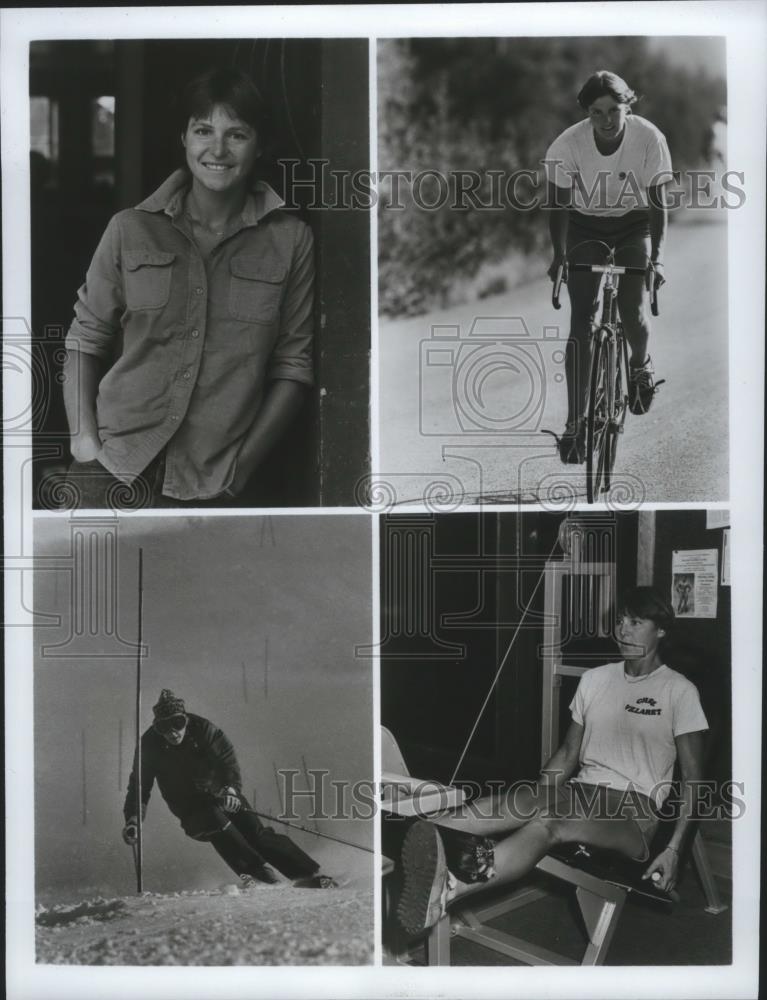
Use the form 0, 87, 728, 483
567, 209, 651, 268
550, 781, 659, 862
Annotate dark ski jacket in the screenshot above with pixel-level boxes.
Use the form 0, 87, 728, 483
123, 714, 242, 823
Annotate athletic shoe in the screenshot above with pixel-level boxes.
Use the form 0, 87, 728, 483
292, 874, 340, 889
558, 419, 586, 464
628, 356, 663, 414
397, 821, 450, 935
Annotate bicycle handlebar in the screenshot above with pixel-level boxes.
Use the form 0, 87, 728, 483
551, 262, 660, 315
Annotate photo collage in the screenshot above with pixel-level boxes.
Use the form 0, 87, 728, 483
2, 5, 764, 1000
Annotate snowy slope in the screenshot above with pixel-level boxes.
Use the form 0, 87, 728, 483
36, 885, 373, 966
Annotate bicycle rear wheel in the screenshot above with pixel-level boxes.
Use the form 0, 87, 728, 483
586, 329, 617, 503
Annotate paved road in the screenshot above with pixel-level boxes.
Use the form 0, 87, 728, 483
378, 213, 728, 506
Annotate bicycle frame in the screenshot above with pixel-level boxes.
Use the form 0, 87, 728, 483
551, 245, 660, 502
592, 265, 622, 435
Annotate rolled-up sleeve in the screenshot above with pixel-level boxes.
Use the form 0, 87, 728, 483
66, 214, 124, 360
267, 220, 315, 386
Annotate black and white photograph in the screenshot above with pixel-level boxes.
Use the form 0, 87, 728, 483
380, 510, 734, 966
32, 515, 374, 965
27, 37, 370, 510
377, 36, 730, 506
2, 4, 765, 1000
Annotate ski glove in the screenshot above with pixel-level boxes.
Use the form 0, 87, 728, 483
217, 787, 242, 813
122, 817, 138, 845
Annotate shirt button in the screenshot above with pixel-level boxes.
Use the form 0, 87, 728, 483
183, 371, 191, 380
191, 329, 200, 338
195, 286, 203, 295
170, 415, 179, 422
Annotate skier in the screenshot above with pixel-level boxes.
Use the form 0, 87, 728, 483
122, 689, 338, 889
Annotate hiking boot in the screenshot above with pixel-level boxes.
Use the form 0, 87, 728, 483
558, 419, 586, 464
397, 821, 451, 936
628, 356, 663, 414
292, 874, 340, 889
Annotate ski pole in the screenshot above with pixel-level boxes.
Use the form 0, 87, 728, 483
247, 807, 373, 855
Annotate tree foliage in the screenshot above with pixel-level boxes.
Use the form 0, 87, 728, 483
378, 37, 726, 317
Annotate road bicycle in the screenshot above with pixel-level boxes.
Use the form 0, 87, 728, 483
553, 245, 660, 504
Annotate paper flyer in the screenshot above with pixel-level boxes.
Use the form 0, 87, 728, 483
671, 549, 719, 618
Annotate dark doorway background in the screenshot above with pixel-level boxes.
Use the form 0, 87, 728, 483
30, 38, 370, 507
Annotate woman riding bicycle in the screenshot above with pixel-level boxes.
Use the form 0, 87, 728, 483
545, 71, 672, 463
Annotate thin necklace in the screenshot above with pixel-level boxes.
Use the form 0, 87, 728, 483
185, 212, 227, 237
184, 195, 232, 236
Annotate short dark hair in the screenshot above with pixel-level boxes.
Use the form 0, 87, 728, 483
617, 586, 675, 631
577, 70, 637, 110
178, 67, 272, 147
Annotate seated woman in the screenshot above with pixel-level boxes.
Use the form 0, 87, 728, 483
396, 587, 708, 936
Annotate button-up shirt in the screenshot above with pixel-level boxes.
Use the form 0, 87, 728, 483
66, 169, 315, 500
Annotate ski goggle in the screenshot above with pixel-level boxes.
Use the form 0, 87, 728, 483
153, 714, 187, 735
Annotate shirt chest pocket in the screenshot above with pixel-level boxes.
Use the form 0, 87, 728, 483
124, 250, 176, 310
229, 255, 287, 324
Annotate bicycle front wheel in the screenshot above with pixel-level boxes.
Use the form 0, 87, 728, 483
586, 329, 617, 503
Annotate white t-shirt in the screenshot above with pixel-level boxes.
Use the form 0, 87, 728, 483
569, 661, 708, 806
544, 115, 674, 217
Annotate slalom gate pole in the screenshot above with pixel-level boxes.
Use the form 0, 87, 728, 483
134, 548, 144, 893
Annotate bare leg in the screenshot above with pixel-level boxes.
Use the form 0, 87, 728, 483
434, 783, 551, 838
397, 788, 647, 933
565, 270, 602, 424
616, 235, 652, 367
617, 276, 651, 367
449, 810, 646, 905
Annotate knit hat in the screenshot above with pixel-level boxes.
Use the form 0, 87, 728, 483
153, 688, 186, 720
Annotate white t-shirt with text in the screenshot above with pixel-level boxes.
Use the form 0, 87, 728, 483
569, 661, 708, 806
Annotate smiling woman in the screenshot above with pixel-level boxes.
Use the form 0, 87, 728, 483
183, 108, 261, 228
61, 67, 315, 508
